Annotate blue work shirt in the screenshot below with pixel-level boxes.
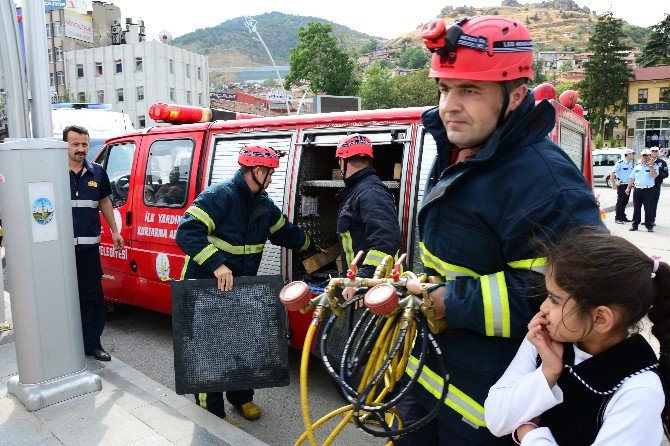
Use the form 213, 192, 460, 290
69, 159, 112, 249
611, 159, 633, 184
630, 162, 656, 188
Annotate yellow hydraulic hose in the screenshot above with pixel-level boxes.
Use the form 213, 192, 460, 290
300, 320, 319, 446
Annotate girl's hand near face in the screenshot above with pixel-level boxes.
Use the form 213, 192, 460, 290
527, 311, 564, 387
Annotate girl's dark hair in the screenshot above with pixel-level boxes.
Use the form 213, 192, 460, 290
543, 226, 670, 438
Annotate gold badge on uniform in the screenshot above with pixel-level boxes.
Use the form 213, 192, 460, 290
88, 180, 98, 187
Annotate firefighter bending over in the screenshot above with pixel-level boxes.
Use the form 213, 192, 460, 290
395, 16, 603, 445
176, 145, 314, 424
336, 134, 401, 301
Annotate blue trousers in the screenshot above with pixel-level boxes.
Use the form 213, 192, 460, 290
632, 187, 654, 229
75, 247, 106, 351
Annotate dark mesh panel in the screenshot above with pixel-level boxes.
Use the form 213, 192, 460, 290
171, 276, 289, 395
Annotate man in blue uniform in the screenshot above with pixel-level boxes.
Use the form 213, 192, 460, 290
609, 148, 635, 224
176, 145, 314, 424
65, 125, 123, 362
626, 148, 659, 232
397, 16, 603, 445
649, 147, 668, 227
335, 134, 401, 301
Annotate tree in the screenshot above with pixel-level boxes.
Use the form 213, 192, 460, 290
284, 22, 360, 96
360, 38, 379, 55
530, 59, 547, 87
638, 14, 670, 67
577, 12, 632, 140
391, 68, 438, 108
398, 46, 429, 69
359, 63, 395, 110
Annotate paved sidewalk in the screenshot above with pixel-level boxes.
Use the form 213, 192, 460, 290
0, 292, 268, 446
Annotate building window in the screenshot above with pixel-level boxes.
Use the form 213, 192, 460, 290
169, 87, 175, 101
135, 57, 143, 72
57, 71, 65, 85
117, 88, 124, 102
115, 60, 122, 73
138, 115, 146, 128
77, 64, 84, 78
49, 73, 55, 87
136, 86, 144, 101
96, 62, 103, 76
169, 59, 174, 74
55, 47, 63, 61
97, 90, 104, 103
47, 48, 53, 63
186, 64, 190, 78
45, 23, 51, 38
197, 66, 202, 81
78, 92, 86, 102
186, 90, 192, 104
661, 87, 669, 103
198, 93, 203, 106
53, 21, 61, 36
638, 88, 648, 104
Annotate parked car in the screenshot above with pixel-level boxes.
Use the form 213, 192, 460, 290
592, 147, 634, 187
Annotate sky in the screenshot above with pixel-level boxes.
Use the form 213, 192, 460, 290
86, 0, 668, 40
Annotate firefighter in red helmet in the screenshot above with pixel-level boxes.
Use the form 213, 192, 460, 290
394, 16, 602, 445
176, 145, 315, 424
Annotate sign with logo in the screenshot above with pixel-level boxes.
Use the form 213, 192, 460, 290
155, 253, 171, 281
628, 103, 670, 112
210, 91, 237, 101
44, 0, 67, 12
266, 92, 292, 103
28, 182, 58, 243
64, 9, 93, 43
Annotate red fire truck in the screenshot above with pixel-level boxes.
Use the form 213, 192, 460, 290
94, 101, 592, 348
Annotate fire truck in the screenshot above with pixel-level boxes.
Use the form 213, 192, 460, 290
93, 101, 593, 348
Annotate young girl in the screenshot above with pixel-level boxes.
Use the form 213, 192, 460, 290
484, 227, 670, 445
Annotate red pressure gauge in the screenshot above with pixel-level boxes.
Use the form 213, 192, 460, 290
364, 284, 399, 316
279, 281, 312, 311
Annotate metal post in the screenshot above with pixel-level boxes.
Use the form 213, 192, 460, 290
23, 0, 53, 138
0, 0, 31, 138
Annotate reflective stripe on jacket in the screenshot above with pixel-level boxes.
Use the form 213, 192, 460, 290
176, 170, 310, 279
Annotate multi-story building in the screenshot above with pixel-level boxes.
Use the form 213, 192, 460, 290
626, 65, 670, 150
65, 40, 209, 128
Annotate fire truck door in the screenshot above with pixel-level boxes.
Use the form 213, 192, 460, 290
96, 139, 139, 304
130, 135, 201, 314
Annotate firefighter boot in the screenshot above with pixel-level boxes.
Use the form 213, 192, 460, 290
239, 401, 262, 420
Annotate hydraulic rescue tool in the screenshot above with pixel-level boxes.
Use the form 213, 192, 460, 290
279, 251, 449, 445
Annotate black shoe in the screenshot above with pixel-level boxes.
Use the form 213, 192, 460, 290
615, 220, 624, 224
647, 228, 654, 232
623, 218, 632, 222
86, 349, 111, 361
629, 227, 638, 231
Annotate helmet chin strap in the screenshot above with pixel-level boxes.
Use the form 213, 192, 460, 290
497, 82, 510, 128
339, 159, 348, 179
251, 167, 270, 194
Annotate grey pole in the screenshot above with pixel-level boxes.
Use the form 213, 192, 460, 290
23, 0, 53, 137
0, 0, 31, 138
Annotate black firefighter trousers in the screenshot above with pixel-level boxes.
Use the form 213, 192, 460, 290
75, 247, 106, 352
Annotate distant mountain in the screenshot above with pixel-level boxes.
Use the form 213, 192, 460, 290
172, 11, 381, 69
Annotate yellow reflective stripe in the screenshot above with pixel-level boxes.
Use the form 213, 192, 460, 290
269, 214, 286, 234
208, 235, 264, 255
340, 231, 354, 265
480, 272, 510, 337
419, 243, 480, 279
180, 256, 190, 280
198, 393, 208, 409
362, 249, 392, 267
406, 356, 486, 427
508, 257, 548, 275
301, 233, 311, 251
185, 206, 215, 234
193, 244, 217, 265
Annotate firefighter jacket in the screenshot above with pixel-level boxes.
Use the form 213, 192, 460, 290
409, 93, 604, 444
176, 170, 311, 279
70, 158, 112, 250
337, 166, 401, 278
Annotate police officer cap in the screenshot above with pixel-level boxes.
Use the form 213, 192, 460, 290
651, 147, 660, 151
623, 148, 635, 155
641, 148, 651, 155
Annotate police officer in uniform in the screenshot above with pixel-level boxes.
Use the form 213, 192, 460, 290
609, 148, 635, 224
335, 134, 401, 302
176, 145, 315, 424
627, 148, 659, 232
650, 147, 668, 227
65, 125, 124, 361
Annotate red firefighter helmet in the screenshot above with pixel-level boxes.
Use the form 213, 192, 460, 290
534, 83, 557, 101
421, 16, 534, 81
336, 134, 374, 159
238, 145, 282, 168
559, 90, 579, 109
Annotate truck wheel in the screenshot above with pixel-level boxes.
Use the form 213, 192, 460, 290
605, 176, 612, 188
